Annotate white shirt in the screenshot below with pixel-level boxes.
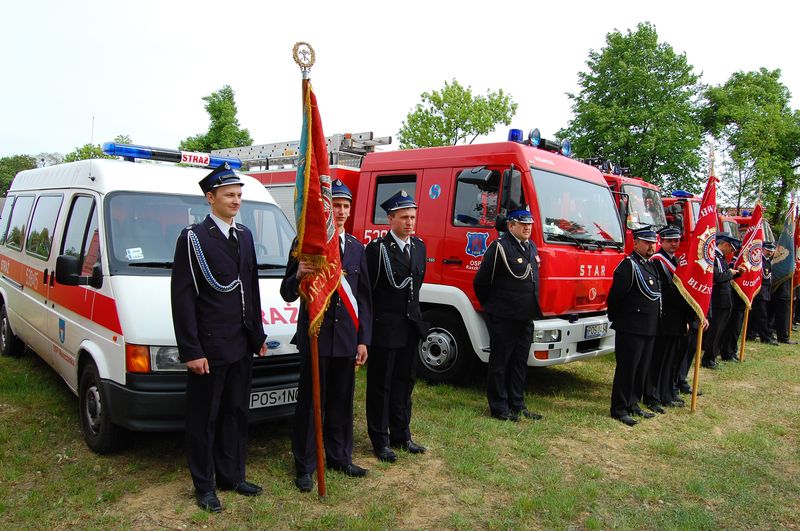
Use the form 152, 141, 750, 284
389, 230, 411, 254
210, 213, 237, 240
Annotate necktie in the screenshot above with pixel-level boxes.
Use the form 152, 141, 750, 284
228, 227, 239, 257
340, 237, 345, 259
403, 244, 411, 264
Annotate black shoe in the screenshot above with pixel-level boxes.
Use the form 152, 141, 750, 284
665, 399, 686, 408
512, 408, 543, 420
614, 414, 638, 426
195, 491, 222, 512
678, 382, 692, 394
373, 446, 398, 463
645, 402, 666, 414
294, 473, 313, 492
328, 463, 368, 477
632, 408, 655, 419
701, 359, 718, 369
721, 354, 739, 362
779, 339, 798, 345
394, 439, 426, 454
766, 339, 780, 346
219, 480, 262, 496
491, 411, 520, 422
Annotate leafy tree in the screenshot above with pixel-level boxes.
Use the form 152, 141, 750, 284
703, 68, 800, 224
113, 134, 133, 145
63, 144, 113, 162
180, 85, 252, 152
0, 155, 37, 196
397, 79, 517, 149
35, 152, 64, 168
558, 22, 704, 192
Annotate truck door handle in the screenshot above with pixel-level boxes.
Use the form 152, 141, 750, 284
43, 268, 49, 284
442, 258, 462, 265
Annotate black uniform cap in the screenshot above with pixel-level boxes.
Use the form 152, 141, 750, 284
199, 162, 244, 194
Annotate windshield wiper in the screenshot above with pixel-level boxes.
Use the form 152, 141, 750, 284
128, 261, 173, 268
258, 263, 285, 270
546, 233, 594, 250
595, 239, 624, 251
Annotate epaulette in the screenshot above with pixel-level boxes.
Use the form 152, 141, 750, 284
411, 235, 424, 243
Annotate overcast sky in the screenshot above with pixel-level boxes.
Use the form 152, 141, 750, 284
1, 0, 797, 159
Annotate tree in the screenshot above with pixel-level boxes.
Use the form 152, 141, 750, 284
63, 144, 113, 163
558, 22, 704, 192
0, 155, 37, 196
703, 68, 800, 224
35, 152, 64, 168
397, 79, 517, 149
180, 85, 252, 152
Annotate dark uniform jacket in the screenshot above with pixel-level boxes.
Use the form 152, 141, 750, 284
607, 251, 661, 336
281, 234, 373, 357
365, 234, 426, 349
171, 215, 266, 365
756, 255, 772, 302
473, 232, 542, 321
711, 250, 737, 310
653, 249, 692, 336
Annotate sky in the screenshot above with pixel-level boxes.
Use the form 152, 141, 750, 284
1, 0, 798, 160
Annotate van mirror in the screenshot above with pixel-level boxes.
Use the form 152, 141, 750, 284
457, 167, 498, 190
495, 213, 508, 233
501, 167, 523, 211
55, 255, 103, 288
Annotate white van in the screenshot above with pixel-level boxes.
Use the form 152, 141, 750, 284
0, 150, 300, 453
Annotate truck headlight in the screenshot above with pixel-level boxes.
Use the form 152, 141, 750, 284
534, 329, 561, 343
150, 346, 186, 372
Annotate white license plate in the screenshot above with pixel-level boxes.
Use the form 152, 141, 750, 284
249, 387, 298, 409
584, 323, 608, 339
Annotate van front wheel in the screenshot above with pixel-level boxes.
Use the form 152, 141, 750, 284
417, 309, 476, 384
0, 303, 25, 357
79, 362, 123, 454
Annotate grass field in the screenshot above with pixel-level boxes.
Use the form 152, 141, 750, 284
1, 340, 798, 530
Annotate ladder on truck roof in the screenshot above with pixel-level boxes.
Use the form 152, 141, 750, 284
212, 132, 391, 170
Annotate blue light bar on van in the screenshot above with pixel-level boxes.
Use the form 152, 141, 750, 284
671, 190, 693, 198
528, 128, 541, 147
508, 129, 524, 143
101, 142, 242, 169
560, 139, 572, 157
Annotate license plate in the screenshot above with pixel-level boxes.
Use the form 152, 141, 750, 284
249, 387, 298, 409
584, 323, 607, 339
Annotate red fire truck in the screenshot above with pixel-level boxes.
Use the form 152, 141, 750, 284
581, 159, 667, 251
216, 130, 626, 383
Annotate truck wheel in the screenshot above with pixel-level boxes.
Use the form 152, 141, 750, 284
79, 362, 123, 454
417, 309, 475, 384
0, 303, 25, 357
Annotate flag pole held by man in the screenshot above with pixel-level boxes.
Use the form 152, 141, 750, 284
731, 203, 765, 361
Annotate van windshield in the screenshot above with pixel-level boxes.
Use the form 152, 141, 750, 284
105, 192, 295, 276
531, 168, 623, 246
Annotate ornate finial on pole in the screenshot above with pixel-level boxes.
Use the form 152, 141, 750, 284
709, 148, 716, 176
293, 42, 316, 79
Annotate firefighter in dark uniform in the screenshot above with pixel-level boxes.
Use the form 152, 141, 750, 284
701, 233, 745, 369
721, 250, 748, 361
607, 227, 661, 426
171, 164, 268, 513
365, 190, 427, 463
281, 180, 373, 492
748, 241, 779, 345
770, 247, 798, 344
473, 209, 543, 422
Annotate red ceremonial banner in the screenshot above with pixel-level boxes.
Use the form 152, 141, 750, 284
732, 203, 765, 309
672, 171, 717, 320
293, 78, 342, 337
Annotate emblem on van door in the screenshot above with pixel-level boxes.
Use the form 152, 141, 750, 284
465, 232, 490, 258
59, 318, 66, 343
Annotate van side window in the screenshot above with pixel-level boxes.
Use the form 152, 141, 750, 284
4, 195, 35, 251
453, 181, 498, 227
26, 195, 64, 260
0, 196, 16, 245
61, 196, 101, 275
373, 175, 416, 225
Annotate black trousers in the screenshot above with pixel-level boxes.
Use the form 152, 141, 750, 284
703, 305, 732, 363
720, 296, 746, 359
610, 332, 655, 418
293, 354, 356, 475
750, 298, 773, 341
486, 316, 533, 416
185, 354, 252, 493
366, 342, 417, 449
645, 334, 685, 405
771, 297, 792, 341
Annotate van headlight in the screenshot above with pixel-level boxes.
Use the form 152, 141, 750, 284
150, 346, 186, 372
534, 329, 561, 343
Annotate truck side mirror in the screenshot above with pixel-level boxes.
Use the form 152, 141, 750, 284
495, 213, 508, 233
501, 168, 523, 211
55, 255, 103, 288
457, 167, 498, 190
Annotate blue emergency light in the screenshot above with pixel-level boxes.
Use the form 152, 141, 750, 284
508, 129, 524, 143
671, 190, 693, 198
560, 139, 572, 157
528, 128, 541, 147
102, 142, 242, 170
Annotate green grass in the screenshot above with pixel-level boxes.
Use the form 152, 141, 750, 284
1, 340, 798, 529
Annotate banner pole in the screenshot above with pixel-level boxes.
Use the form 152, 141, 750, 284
690, 326, 703, 412
790, 279, 796, 341
739, 308, 750, 362
310, 337, 326, 497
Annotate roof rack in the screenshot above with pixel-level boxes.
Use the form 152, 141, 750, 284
212, 132, 391, 170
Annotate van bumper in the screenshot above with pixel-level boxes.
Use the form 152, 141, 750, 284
101, 357, 300, 431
